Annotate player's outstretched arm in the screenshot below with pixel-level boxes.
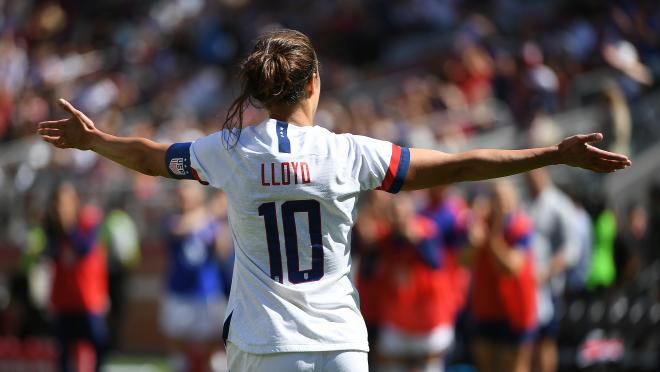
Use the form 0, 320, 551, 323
401, 133, 631, 190
37, 99, 170, 177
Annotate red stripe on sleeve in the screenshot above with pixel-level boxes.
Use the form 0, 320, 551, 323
376, 144, 401, 192
191, 168, 209, 185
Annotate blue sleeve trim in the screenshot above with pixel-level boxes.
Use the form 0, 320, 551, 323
388, 147, 410, 194
165, 142, 196, 180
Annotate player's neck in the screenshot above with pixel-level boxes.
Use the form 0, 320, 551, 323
268, 103, 314, 127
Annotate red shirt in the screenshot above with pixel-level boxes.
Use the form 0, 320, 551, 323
423, 196, 471, 316
50, 206, 108, 314
378, 216, 458, 333
471, 212, 537, 331
356, 221, 390, 326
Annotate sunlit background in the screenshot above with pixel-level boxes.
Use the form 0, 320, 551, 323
0, 0, 659, 371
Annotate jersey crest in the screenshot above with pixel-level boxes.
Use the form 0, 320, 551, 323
169, 157, 187, 176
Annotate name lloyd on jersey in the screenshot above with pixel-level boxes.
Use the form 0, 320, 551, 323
261, 161, 311, 186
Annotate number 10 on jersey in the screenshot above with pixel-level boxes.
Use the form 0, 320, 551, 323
258, 200, 324, 284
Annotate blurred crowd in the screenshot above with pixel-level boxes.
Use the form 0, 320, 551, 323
1, 0, 660, 243
4, 180, 234, 372
1, 0, 660, 371
1, 0, 660, 224
2, 0, 660, 145
354, 174, 659, 372
4, 173, 659, 372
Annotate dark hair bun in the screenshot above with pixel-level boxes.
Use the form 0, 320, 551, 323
222, 29, 318, 148
242, 29, 317, 106
255, 51, 293, 102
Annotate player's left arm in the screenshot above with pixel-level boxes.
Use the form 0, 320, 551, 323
401, 134, 631, 190
38, 99, 170, 177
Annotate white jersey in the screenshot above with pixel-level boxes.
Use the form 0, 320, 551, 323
165, 118, 410, 354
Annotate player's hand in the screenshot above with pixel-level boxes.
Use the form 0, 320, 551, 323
37, 99, 97, 150
557, 133, 631, 173
468, 220, 487, 249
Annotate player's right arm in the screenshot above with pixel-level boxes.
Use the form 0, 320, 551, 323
38, 99, 171, 177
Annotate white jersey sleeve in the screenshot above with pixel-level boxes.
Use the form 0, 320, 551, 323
188, 131, 227, 187
346, 134, 411, 193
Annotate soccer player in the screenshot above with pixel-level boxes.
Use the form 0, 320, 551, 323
37, 29, 630, 372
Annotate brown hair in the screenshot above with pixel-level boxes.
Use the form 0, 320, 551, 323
222, 29, 319, 148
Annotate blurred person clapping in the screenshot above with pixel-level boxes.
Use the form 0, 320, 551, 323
45, 182, 108, 372
469, 181, 537, 372
160, 182, 232, 372
376, 193, 456, 372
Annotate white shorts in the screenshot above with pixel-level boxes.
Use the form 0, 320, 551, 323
226, 342, 368, 372
160, 294, 227, 342
379, 323, 454, 356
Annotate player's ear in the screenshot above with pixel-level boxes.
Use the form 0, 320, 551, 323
305, 74, 315, 98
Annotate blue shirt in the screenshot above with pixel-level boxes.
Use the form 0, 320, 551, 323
165, 217, 227, 298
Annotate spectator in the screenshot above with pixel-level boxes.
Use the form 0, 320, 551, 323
159, 181, 232, 372
564, 189, 593, 295
421, 186, 470, 362
6, 205, 53, 339
469, 181, 537, 372
586, 205, 618, 290
524, 169, 580, 372
375, 193, 455, 372
353, 191, 392, 369
45, 182, 108, 372
99, 193, 141, 351
646, 182, 660, 264
613, 203, 648, 287
600, 82, 631, 157
208, 190, 235, 299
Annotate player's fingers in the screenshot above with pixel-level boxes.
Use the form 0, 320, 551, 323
594, 155, 632, 171
587, 145, 631, 164
57, 98, 78, 115
37, 127, 62, 137
37, 119, 68, 129
588, 164, 615, 173
40, 135, 61, 144
577, 132, 603, 144
591, 155, 630, 167
597, 162, 628, 171
606, 159, 629, 168
57, 99, 91, 122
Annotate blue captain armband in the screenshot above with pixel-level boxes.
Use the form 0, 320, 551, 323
165, 142, 208, 184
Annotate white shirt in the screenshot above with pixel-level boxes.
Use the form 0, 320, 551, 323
171, 118, 410, 353
527, 185, 579, 325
